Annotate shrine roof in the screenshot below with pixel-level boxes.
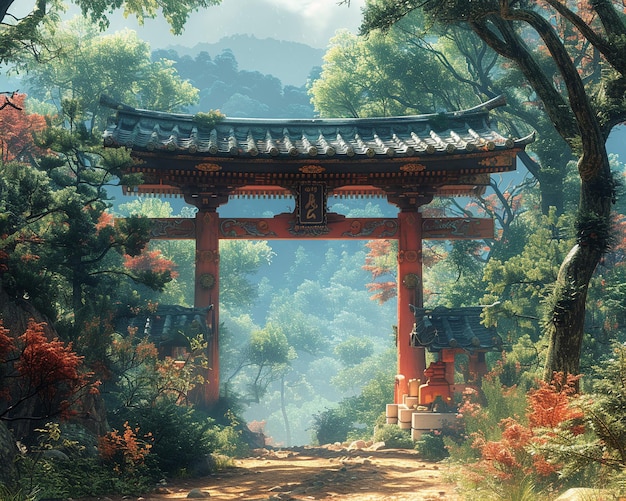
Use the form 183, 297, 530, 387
118, 305, 212, 350
102, 95, 533, 161
410, 306, 502, 353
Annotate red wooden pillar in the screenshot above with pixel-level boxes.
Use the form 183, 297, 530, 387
395, 210, 426, 403
195, 209, 220, 404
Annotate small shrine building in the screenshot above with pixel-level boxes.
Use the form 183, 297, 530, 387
102, 95, 532, 406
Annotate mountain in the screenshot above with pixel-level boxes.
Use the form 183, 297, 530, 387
166, 35, 325, 87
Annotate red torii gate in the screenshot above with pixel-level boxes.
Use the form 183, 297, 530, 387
148, 214, 493, 402
102, 95, 531, 406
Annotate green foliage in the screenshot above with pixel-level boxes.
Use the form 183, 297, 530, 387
311, 407, 354, 445
22, 18, 199, 133
112, 400, 218, 476
494, 334, 542, 389
481, 208, 574, 343
0, 0, 221, 64
309, 28, 474, 118
0, 484, 37, 501
220, 240, 275, 311
249, 323, 292, 367
17, 454, 156, 498
193, 110, 226, 128
334, 336, 374, 367
15, 423, 156, 498
533, 345, 626, 487
372, 425, 413, 449
414, 432, 448, 461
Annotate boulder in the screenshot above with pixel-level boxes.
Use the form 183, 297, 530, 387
188, 453, 217, 477
347, 440, 367, 450
187, 488, 211, 498
42, 449, 70, 461
553, 488, 614, 501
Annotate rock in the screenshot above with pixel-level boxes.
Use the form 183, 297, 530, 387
153, 486, 172, 494
366, 441, 386, 451
347, 439, 367, 450
187, 488, 211, 498
268, 485, 286, 492
553, 488, 614, 501
188, 453, 217, 477
42, 449, 70, 461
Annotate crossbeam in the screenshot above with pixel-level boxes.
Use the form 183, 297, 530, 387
145, 214, 493, 241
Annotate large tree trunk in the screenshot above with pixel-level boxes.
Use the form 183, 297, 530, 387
543, 153, 613, 382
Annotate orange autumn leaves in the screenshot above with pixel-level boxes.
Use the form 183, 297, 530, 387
469, 374, 584, 482
98, 421, 153, 473
0, 93, 47, 164
0, 319, 95, 420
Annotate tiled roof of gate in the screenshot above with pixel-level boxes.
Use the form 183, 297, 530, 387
410, 306, 502, 352
102, 95, 533, 160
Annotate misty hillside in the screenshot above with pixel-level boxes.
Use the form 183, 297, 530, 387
165, 34, 325, 87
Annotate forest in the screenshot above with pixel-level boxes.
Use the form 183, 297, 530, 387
2, 0, 626, 500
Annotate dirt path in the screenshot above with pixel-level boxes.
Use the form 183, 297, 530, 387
89, 446, 461, 501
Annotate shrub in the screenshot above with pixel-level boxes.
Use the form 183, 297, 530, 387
0, 484, 38, 501
17, 455, 154, 498
311, 407, 353, 445
98, 421, 153, 474
533, 345, 626, 490
112, 399, 218, 476
455, 374, 582, 500
415, 432, 448, 461
373, 425, 414, 449
15, 422, 155, 499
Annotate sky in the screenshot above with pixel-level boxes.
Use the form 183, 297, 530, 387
86, 0, 366, 49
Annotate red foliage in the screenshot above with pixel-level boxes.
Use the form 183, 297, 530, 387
124, 249, 179, 279
365, 281, 397, 304
95, 211, 115, 232
98, 421, 153, 473
527, 374, 583, 429
0, 93, 48, 164
362, 240, 395, 278
470, 374, 583, 483
0, 319, 93, 421
362, 240, 397, 303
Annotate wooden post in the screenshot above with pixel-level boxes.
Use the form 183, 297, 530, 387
195, 209, 220, 405
396, 210, 426, 403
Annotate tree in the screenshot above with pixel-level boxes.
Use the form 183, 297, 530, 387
0, 92, 47, 163
0, 0, 221, 63
0, 96, 174, 358
334, 336, 374, 367
155, 48, 315, 118
0, 318, 93, 425
309, 29, 474, 118
311, 11, 580, 217
359, 0, 624, 383
23, 18, 199, 134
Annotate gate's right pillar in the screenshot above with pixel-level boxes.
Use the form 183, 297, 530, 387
395, 209, 427, 404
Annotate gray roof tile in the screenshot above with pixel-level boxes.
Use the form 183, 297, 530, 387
410, 306, 502, 352
102, 95, 532, 160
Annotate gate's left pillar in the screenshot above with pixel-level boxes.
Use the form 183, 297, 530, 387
195, 208, 220, 405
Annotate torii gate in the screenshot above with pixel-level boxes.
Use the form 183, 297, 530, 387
102, 95, 531, 406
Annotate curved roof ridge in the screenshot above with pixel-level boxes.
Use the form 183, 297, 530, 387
99, 94, 507, 126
